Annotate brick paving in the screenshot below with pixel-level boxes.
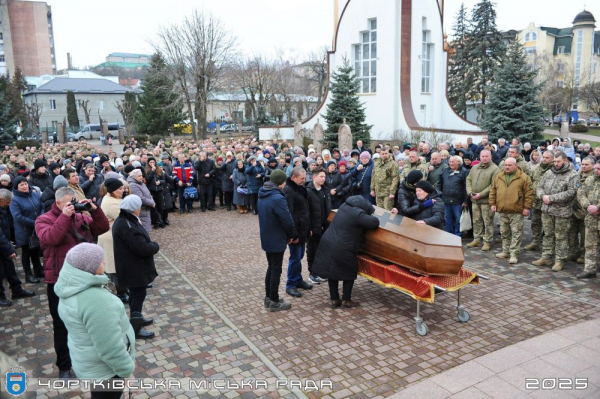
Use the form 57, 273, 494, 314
1, 207, 599, 398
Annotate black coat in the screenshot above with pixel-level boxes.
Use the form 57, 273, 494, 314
162, 174, 174, 210
257, 182, 295, 253
324, 170, 342, 193
283, 177, 310, 243
214, 166, 224, 190
312, 196, 379, 281
306, 182, 331, 237
0, 207, 16, 258
29, 172, 54, 193
439, 167, 468, 205
113, 211, 159, 288
395, 181, 419, 216
79, 171, 104, 201
146, 169, 166, 193
413, 190, 445, 229
220, 160, 236, 192
40, 186, 57, 212
195, 159, 216, 185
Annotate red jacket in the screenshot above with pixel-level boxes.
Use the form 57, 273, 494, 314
172, 161, 195, 184
35, 203, 109, 284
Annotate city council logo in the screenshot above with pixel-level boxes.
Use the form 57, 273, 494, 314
5, 366, 27, 397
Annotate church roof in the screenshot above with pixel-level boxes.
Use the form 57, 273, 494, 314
573, 10, 596, 24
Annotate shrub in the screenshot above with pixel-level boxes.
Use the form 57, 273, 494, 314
570, 124, 588, 133
14, 139, 40, 150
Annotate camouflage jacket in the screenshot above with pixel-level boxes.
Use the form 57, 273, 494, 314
536, 162, 579, 218
399, 159, 428, 182
531, 163, 552, 210
572, 171, 593, 219
577, 174, 600, 230
370, 157, 400, 196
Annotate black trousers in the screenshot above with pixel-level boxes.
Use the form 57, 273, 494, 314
199, 184, 214, 209
150, 191, 164, 224
328, 279, 354, 301
212, 189, 224, 207
47, 283, 72, 371
129, 286, 147, 314
265, 251, 284, 302
0, 257, 22, 295
224, 191, 233, 208
90, 376, 124, 399
21, 244, 43, 277
306, 234, 321, 275
250, 193, 258, 211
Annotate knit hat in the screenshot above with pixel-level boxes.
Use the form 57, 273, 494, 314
0, 165, 7, 172
403, 144, 412, 150
406, 170, 423, 185
65, 243, 105, 275
53, 175, 68, 190
49, 162, 60, 171
217, 156, 223, 162
269, 169, 287, 185
347, 158, 357, 165
34, 159, 47, 170
106, 171, 121, 180
63, 159, 72, 166
132, 161, 142, 168
338, 160, 347, 168
293, 157, 301, 164
226, 151, 233, 157
99, 155, 109, 165
322, 149, 331, 156
12, 176, 28, 189
263, 150, 270, 156
114, 158, 124, 168
124, 165, 135, 174
147, 156, 156, 165
326, 160, 337, 168
416, 180, 435, 194
120, 194, 142, 213
351, 149, 360, 157
104, 178, 123, 194
0, 174, 10, 182
360, 151, 371, 160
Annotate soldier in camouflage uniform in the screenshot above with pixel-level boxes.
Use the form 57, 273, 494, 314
533, 151, 579, 272
567, 156, 594, 263
370, 148, 399, 210
576, 160, 600, 279
498, 146, 532, 176
399, 151, 428, 182
525, 150, 554, 250
466, 150, 500, 251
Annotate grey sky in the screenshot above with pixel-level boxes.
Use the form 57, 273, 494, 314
49, 0, 595, 71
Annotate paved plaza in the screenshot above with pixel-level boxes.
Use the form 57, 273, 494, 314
1, 207, 600, 398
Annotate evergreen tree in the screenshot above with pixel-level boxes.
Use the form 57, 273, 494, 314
0, 91, 18, 145
467, 0, 505, 119
481, 42, 544, 144
2, 69, 27, 130
136, 53, 184, 136
447, 3, 473, 119
66, 90, 79, 129
322, 58, 372, 149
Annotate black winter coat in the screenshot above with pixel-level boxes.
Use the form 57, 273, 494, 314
220, 160, 236, 192
324, 170, 342, 193
29, 172, 54, 193
79, 172, 104, 201
40, 187, 56, 212
439, 167, 468, 205
312, 196, 379, 281
306, 182, 331, 237
395, 181, 419, 216
214, 166, 223, 190
146, 170, 166, 193
283, 178, 310, 243
113, 211, 159, 288
413, 190, 445, 229
195, 159, 216, 185
0, 207, 16, 257
162, 174, 174, 210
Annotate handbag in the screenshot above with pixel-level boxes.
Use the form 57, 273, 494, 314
236, 185, 249, 195
352, 165, 369, 191
183, 186, 199, 201
29, 231, 40, 250
459, 208, 472, 232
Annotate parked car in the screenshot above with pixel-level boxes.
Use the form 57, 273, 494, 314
576, 118, 587, 126
589, 116, 600, 126
73, 123, 119, 141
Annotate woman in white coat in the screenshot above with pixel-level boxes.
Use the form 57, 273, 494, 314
97, 178, 128, 302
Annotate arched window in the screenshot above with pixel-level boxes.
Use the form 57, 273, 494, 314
525, 32, 537, 42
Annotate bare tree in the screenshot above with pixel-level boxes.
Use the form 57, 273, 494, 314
115, 92, 138, 135
153, 10, 237, 141
303, 46, 328, 104
581, 80, 600, 117
24, 103, 43, 134
80, 100, 91, 124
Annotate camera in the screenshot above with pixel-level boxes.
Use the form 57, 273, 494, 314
71, 198, 92, 213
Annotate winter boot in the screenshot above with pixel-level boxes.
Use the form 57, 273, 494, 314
466, 239, 482, 248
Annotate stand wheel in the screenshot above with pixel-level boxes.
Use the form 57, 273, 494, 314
415, 322, 428, 336
457, 308, 470, 323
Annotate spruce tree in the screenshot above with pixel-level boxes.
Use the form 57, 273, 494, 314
136, 53, 184, 136
481, 42, 544, 144
0, 91, 18, 145
448, 3, 473, 119
467, 0, 505, 119
66, 90, 79, 129
322, 58, 372, 149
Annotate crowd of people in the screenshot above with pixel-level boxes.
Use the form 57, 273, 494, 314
1, 133, 599, 390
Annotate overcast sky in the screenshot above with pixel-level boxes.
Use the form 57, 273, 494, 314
49, 0, 596, 71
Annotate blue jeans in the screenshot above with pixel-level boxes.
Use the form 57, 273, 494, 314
444, 204, 462, 236
286, 242, 305, 289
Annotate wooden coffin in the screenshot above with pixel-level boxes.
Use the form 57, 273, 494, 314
328, 206, 464, 276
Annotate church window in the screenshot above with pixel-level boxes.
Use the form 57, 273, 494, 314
353, 18, 377, 93
421, 24, 432, 93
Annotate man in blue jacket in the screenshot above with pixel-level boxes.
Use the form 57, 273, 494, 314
257, 169, 294, 312
439, 156, 469, 236
0, 189, 35, 306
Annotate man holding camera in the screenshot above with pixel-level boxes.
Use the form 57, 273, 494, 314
35, 187, 109, 379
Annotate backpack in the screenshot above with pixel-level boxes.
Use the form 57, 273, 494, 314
183, 186, 199, 201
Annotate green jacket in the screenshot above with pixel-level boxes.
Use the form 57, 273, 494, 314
577, 174, 600, 230
55, 261, 136, 380
531, 162, 552, 210
572, 171, 593, 219
466, 162, 500, 204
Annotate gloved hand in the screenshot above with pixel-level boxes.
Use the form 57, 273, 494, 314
421, 199, 434, 208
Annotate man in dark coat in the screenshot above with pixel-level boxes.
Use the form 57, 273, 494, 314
113, 194, 159, 339
0, 189, 35, 307
195, 152, 216, 212
306, 166, 331, 285
439, 156, 468, 236
282, 166, 313, 297
257, 169, 295, 312
312, 195, 379, 308
219, 151, 236, 211
413, 181, 445, 229
30, 159, 54, 193
79, 163, 104, 201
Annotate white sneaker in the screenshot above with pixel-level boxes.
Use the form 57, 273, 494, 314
309, 275, 320, 284
316, 276, 328, 282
